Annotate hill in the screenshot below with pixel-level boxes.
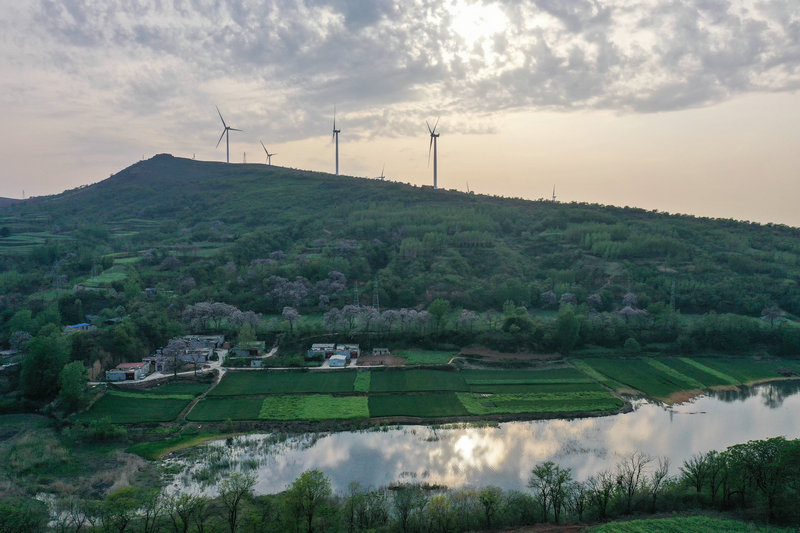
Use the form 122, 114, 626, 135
0, 197, 22, 208
5, 153, 800, 316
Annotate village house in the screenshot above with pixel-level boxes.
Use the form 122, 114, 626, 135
336, 344, 360, 358
372, 347, 391, 356
329, 353, 349, 367
307, 343, 335, 359
106, 361, 149, 381
230, 340, 266, 358
64, 322, 96, 333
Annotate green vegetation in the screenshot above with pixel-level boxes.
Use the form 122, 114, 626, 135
368, 392, 468, 418
353, 371, 371, 393
396, 349, 454, 365
258, 394, 369, 420
210, 371, 356, 396
369, 369, 466, 392
77, 393, 189, 424
188, 396, 265, 421
587, 516, 794, 532
457, 390, 623, 415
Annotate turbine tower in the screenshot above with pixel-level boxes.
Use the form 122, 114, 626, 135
552, 185, 557, 202
379, 163, 385, 181
215, 106, 241, 163
332, 106, 341, 175
427, 118, 440, 189
260, 141, 276, 166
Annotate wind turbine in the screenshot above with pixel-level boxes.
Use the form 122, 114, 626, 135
379, 163, 385, 180
427, 118, 440, 189
260, 141, 276, 166
552, 185, 557, 202
215, 106, 241, 163
332, 106, 341, 175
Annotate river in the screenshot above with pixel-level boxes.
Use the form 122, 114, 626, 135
166, 381, 800, 496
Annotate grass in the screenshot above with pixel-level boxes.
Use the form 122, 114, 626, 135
258, 395, 368, 420
671, 358, 739, 386
645, 359, 705, 390
210, 371, 357, 395
396, 350, 455, 365
577, 358, 697, 399
369, 369, 467, 392
77, 395, 189, 424
463, 367, 594, 385
369, 392, 469, 418
456, 391, 623, 416
187, 396, 265, 421
353, 372, 371, 393
698, 357, 796, 383
587, 515, 794, 532
127, 432, 231, 460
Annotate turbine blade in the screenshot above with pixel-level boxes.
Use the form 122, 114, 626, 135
216, 105, 227, 128
229, 128, 242, 132
260, 140, 268, 154
428, 136, 433, 165
433, 116, 440, 133
426, 120, 432, 134
216, 129, 226, 148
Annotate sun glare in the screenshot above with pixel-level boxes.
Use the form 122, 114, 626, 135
449, 0, 508, 48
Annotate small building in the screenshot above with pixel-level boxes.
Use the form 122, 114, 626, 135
250, 359, 264, 368
329, 354, 349, 367
307, 343, 335, 359
106, 362, 149, 381
230, 341, 266, 358
336, 344, 360, 358
372, 348, 390, 356
64, 322, 96, 333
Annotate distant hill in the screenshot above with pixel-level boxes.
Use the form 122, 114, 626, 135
0, 197, 22, 208
4, 153, 800, 317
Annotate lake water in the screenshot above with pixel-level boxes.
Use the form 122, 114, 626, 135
167, 381, 800, 496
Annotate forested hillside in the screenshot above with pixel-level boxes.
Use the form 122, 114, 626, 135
1, 153, 800, 379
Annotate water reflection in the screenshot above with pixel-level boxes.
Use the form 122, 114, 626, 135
167, 381, 800, 496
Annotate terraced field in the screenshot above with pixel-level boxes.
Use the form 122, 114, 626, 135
575, 356, 800, 400
78, 382, 209, 424
89, 356, 800, 423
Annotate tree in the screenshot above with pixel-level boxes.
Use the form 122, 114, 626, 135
616, 451, 651, 514
428, 298, 451, 334
238, 323, 256, 346
527, 461, 573, 523
554, 305, 581, 354
58, 361, 87, 412
219, 472, 256, 533
648, 457, 670, 512
284, 469, 331, 533
20, 330, 69, 400
588, 471, 615, 519
165, 494, 208, 533
681, 452, 709, 502
478, 486, 502, 530
282, 307, 300, 335
392, 484, 424, 533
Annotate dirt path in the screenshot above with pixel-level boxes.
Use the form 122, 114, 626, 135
179, 365, 227, 423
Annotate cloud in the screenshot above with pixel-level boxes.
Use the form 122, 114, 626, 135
3, 0, 800, 146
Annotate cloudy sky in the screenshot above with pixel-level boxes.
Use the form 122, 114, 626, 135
2, 1, 800, 224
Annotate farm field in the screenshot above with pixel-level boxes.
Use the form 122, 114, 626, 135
209, 370, 356, 395
259, 395, 369, 420
368, 392, 469, 418
77, 382, 209, 424
91, 356, 800, 423
457, 391, 623, 416
395, 350, 455, 365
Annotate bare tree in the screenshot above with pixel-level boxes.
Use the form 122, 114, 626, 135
617, 451, 652, 514
648, 457, 670, 512
588, 470, 615, 519
282, 307, 300, 335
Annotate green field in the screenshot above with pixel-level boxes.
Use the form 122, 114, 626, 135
578, 358, 706, 399
353, 372, 371, 393
259, 395, 368, 420
396, 350, 455, 365
369, 392, 469, 418
587, 515, 793, 532
369, 369, 466, 392
79, 394, 189, 424
210, 371, 357, 395
187, 396, 265, 421
457, 391, 623, 416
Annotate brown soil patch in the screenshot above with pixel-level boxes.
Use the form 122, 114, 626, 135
459, 346, 560, 361
665, 388, 704, 404
357, 354, 407, 367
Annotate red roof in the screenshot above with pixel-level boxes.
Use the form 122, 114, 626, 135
116, 362, 148, 369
